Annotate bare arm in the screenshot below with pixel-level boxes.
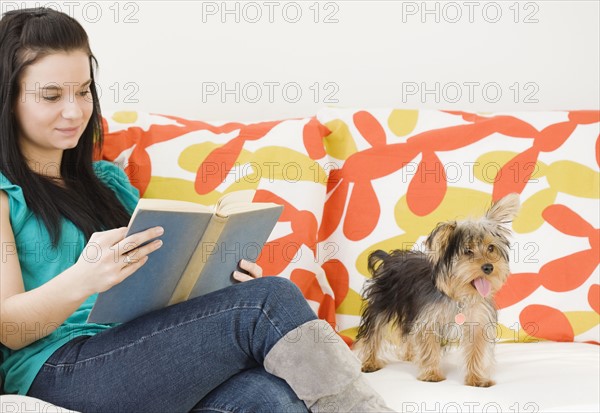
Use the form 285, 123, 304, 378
0, 191, 163, 350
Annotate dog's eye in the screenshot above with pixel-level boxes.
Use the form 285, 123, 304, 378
487, 245, 495, 253
465, 249, 474, 256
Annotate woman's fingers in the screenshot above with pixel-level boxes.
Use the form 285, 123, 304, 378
121, 238, 163, 268
117, 226, 164, 255
238, 259, 263, 278
233, 271, 255, 282
120, 255, 150, 279
89, 226, 128, 244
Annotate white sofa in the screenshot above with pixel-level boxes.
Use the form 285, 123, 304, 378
2, 107, 599, 412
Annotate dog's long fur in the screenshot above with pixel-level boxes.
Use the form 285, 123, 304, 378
354, 194, 520, 387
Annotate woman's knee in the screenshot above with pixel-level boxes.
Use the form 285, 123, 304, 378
256, 276, 302, 298
256, 277, 315, 316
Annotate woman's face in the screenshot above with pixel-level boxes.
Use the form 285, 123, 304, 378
14, 50, 94, 167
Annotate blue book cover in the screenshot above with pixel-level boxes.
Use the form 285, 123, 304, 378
87, 194, 282, 324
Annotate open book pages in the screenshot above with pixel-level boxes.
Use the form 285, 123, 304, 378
130, 190, 278, 220
214, 190, 279, 216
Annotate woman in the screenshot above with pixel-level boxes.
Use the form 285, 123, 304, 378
0, 7, 393, 413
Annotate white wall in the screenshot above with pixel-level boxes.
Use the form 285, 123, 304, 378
4, 1, 599, 121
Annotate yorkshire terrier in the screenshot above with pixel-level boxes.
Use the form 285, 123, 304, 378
354, 194, 520, 387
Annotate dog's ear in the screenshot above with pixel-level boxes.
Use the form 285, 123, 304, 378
426, 221, 456, 263
367, 250, 389, 275
486, 193, 520, 224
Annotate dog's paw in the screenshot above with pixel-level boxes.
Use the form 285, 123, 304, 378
465, 376, 495, 387
417, 370, 446, 382
361, 361, 384, 373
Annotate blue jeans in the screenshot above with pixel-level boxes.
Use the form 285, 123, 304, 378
27, 277, 316, 413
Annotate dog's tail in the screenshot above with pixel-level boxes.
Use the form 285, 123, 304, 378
357, 250, 392, 344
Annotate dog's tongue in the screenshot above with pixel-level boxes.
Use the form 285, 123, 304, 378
473, 277, 491, 298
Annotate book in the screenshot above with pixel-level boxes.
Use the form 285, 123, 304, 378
87, 190, 284, 324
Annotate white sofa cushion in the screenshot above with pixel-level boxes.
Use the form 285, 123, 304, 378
366, 342, 600, 412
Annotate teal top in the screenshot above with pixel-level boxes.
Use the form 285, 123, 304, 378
0, 161, 140, 395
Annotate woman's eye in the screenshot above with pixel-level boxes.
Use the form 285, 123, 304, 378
78, 90, 91, 97
42, 95, 61, 102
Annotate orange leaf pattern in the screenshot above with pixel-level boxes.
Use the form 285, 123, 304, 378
102, 108, 600, 344
317, 107, 600, 343
520, 305, 575, 342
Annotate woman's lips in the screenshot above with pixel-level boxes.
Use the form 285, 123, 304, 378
56, 126, 80, 135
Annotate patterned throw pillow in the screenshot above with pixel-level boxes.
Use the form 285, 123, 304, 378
315, 107, 600, 343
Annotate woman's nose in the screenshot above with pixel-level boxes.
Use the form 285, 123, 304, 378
61, 96, 84, 120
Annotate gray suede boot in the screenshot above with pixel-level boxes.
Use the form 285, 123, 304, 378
264, 319, 395, 412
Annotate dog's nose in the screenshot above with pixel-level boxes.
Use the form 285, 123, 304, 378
481, 264, 493, 274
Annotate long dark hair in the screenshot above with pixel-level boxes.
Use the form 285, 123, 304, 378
0, 8, 131, 247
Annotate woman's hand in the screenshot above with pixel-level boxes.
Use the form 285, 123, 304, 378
74, 226, 164, 296
233, 259, 263, 282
